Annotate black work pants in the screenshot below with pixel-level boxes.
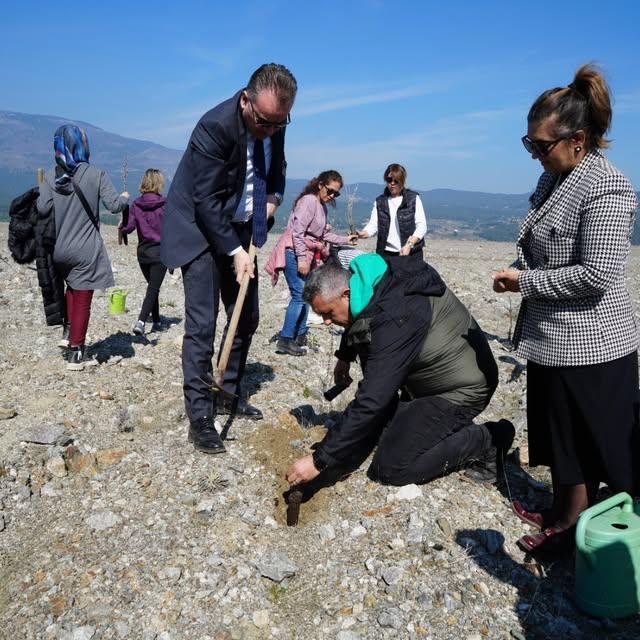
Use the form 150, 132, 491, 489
367, 395, 490, 486
181, 224, 259, 421
138, 261, 167, 323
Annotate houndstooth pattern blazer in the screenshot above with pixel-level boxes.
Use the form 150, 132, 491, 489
512, 149, 638, 366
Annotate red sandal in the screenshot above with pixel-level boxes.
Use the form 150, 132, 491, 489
517, 525, 574, 554
512, 500, 545, 530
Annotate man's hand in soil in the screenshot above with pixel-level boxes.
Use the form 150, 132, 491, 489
286, 454, 319, 486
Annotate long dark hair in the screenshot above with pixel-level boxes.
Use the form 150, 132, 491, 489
528, 63, 612, 150
293, 169, 343, 209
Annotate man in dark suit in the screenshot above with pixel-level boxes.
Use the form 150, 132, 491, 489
161, 63, 297, 454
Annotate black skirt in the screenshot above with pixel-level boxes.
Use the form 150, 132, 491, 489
526, 351, 639, 493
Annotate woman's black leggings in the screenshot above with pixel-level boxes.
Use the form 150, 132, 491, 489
138, 261, 167, 323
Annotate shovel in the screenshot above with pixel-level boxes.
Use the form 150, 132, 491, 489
211, 241, 257, 398
285, 489, 303, 526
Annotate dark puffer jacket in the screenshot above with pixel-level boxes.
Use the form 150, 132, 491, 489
8, 187, 39, 263
8, 187, 64, 326
315, 263, 498, 469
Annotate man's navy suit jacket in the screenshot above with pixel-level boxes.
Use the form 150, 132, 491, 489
161, 90, 286, 269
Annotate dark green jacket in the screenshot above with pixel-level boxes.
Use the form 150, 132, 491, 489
316, 264, 498, 468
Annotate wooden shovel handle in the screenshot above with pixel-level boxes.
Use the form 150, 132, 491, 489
216, 241, 257, 379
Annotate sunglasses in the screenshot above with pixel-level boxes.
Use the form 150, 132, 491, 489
324, 186, 340, 198
385, 177, 400, 185
521, 134, 573, 157
247, 99, 291, 129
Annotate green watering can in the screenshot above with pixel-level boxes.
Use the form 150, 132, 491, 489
575, 492, 640, 618
108, 288, 129, 315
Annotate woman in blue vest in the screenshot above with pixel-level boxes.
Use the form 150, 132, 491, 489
357, 163, 427, 270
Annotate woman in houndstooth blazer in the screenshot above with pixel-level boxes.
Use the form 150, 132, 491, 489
494, 64, 639, 554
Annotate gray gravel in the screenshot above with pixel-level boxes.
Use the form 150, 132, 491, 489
1, 224, 640, 639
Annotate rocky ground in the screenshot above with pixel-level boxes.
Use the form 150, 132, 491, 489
1, 223, 640, 640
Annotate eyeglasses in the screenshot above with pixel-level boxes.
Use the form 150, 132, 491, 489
247, 100, 291, 129
521, 134, 573, 157
385, 177, 400, 185
324, 186, 340, 198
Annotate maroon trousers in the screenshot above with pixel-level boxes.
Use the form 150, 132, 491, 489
65, 287, 94, 347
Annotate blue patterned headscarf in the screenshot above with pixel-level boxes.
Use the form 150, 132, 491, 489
54, 124, 90, 185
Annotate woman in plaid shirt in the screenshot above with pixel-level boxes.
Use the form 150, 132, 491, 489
494, 64, 638, 554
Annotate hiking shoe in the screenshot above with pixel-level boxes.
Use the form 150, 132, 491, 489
295, 334, 308, 348
132, 320, 145, 336
151, 321, 163, 332
276, 336, 305, 356
464, 419, 515, 484
58, 323, 70, 348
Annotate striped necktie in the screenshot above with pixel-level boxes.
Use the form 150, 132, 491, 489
252, 138, 268, 248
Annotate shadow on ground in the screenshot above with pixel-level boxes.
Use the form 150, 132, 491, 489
289, 403, 343, 429
89, 331, 138, 362
217, 362, 275, 438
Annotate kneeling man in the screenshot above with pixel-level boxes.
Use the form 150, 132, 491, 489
286, 254, 513, 488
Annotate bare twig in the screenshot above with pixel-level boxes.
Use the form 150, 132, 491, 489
507, 297, 513, 342
121, 156, 128, 193
344, 184, 358, 234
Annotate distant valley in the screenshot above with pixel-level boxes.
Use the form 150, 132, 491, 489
1, 110, 638, 244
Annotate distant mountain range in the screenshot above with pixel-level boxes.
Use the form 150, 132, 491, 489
1, 110, 638, 244
0, 110, 183, 204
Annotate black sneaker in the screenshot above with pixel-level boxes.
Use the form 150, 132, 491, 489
295, 334, 308, 348
66, 346, 98, 371
188, 416, 226, 454
66, 346, 86, 371
464, 419, 515, 484
276, 336, 305, 356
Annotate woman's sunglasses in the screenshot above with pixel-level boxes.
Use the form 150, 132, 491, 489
521, 134, 573, 157
324, 186, 340, 198
385, 177, 400, 185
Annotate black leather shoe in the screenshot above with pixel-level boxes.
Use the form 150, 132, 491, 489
218, 398, 263, 420
188, 416, 226, 454
464, 419, 515, 483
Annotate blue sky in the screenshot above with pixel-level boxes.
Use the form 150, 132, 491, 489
2, 0, 639, 193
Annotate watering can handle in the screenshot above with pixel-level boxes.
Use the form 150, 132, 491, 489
575, 492, 633, 566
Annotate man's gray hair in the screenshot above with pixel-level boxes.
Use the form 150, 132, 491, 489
302, 262, 350, 304
247, 63, 297, 106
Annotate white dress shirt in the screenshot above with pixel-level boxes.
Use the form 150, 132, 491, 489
228, 135, 272, 255
362, 194, 427, 252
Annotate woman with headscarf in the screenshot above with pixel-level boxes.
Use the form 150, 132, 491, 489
37, 124, 129, 370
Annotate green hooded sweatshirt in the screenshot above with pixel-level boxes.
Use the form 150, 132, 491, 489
349, 253, 388, 318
